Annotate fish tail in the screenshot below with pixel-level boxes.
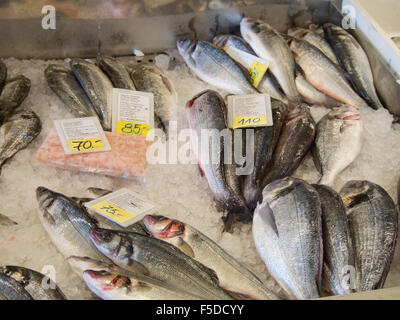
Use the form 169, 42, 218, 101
318, 174, 335, 188
243, 180, 262, 211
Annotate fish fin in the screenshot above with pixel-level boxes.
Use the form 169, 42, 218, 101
223, 289, 253, 300
127, 260, 150, 276
198, 164, 205, 177
197, 262, 219, 285
176, 237, 195, 258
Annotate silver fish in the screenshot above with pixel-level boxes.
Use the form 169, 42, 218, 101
186, 90, 251, 231
97, 55, 136, 90
312, 105, 363, 187
0, 109, 41, 174
324, 23, 384, 110
313, 185, 355, 296
70, 58, 113, 130
240, 18, 302, 104
45, 64, 97, 118
253, 177, 322, 300
289, 38, 367, 108
177, 39, 258, 94
0, 274, 33, 300
89, 228, 234, 300
0, 266, 66, 300
130, 64, 176, 131
143, 215, 281, 300
341, 181, 398, 292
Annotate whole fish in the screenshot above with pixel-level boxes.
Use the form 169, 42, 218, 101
253, 178, 322, 300
130, 64, 176, 131
68, 256, 202, 300
186, 90, 251, 231
0, 75, 30, 107
70, 58, 113, 130
261, 104, 316, 188
143, 215, 280, 300
45, 64, 97, 118
313, 185, 354, 296
240, 18, 302, 104
295, 74, 340, 108
36, 186, 106, 261
89, 228, 234, 300
324, 23, 384, 110
0, 274, 33, 300
312, 105, 363, 187
97, 55, 136, 90
212, 34, 287, 103
289, 38, 367, 107
0, 266, 66, 300
243, 101, 287, 210
341, 181, 398, 291
0, 213, 17, 226
0, 109, 41, 174
0, 59, 7, 94
177, 39, 258, 95
288, 27, 339, 64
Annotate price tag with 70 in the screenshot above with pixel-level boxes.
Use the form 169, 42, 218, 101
67, 137, 105, 153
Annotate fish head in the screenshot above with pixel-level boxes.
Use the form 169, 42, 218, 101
331, 105, 361, 122
36, 186, 62, 225
240, 18, 263, 43
67, 256, 109, 274
288, 38, 304, 58
143, 215, 185, 239
341, 180, 371, 209
212, 35, 230, 49
83, 270, 134, 292
177, 39, 196, 58
287, 27, 309, 39
89, 228, 121, 258
0, 266, 29, 285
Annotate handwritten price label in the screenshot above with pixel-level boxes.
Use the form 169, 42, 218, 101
67, 137, 105, 153
90, 201, 135, 225
233, 116, 268, 129
248, 61, 268, 88
116, 121, 151, 137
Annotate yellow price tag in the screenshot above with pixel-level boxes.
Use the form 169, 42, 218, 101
233, 116, 268, 129
90, 201, 135, 225
67, 137, 105, 153
116, 121, 151, 136
248, 61, 268, 88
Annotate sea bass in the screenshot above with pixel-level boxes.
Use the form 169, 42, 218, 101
313, 185, 355, 296
324, 23, 384, 110
45, 64, 97, 118
312, 105, 363, 187
253, 178, 323, 300
0, 109, 41, 174
89, 228, 234, 300
97, 55, 136, 90
240, 18, 302, 104
177, 39, 258, 94
341, 181, 398, 292
186, 90, 251, 231
143, 215, 280, 300
261, 104, 316, 188
289, 38, 367, 108
70, 58, 113, 130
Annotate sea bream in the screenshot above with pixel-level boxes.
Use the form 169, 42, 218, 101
253, 178, 323, 300
324, 23, 384, 110
177, 39, 258, 94
143, 215, 281, 300
240, 18, 302, 104
340, 181, 398, 292
312, 105, 363, 187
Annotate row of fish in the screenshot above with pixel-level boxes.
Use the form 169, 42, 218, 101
45, 56, 177, 132
253, 177, 398, 299
35, 186, 281, 300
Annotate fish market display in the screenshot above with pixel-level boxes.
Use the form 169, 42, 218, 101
143, 215, 280, 300
341, 181, 398, 292
89, 228, 234, 300
0, 109, 41, 174
312, 105, 363, 187
177, 39, 258, 95
295, 74, 340, 108
186, 90, 251, 231
70, 58, 114, 130
313, 185, 354, 296
261, 104, 316, 188
36, 128, 150, 179
130, 64, 176, 131
243, 101, 287, 210
0, 213, 17, 226
97, 55, 136, 90
324, 23, 384, 110
253, 178, 322, 300
45, 64, 97, 118
289, 38, 368, 108
0, 266, 66, 300
240, 18, 302, 104
0, 59, 6, 94
0, 274, 33, 300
